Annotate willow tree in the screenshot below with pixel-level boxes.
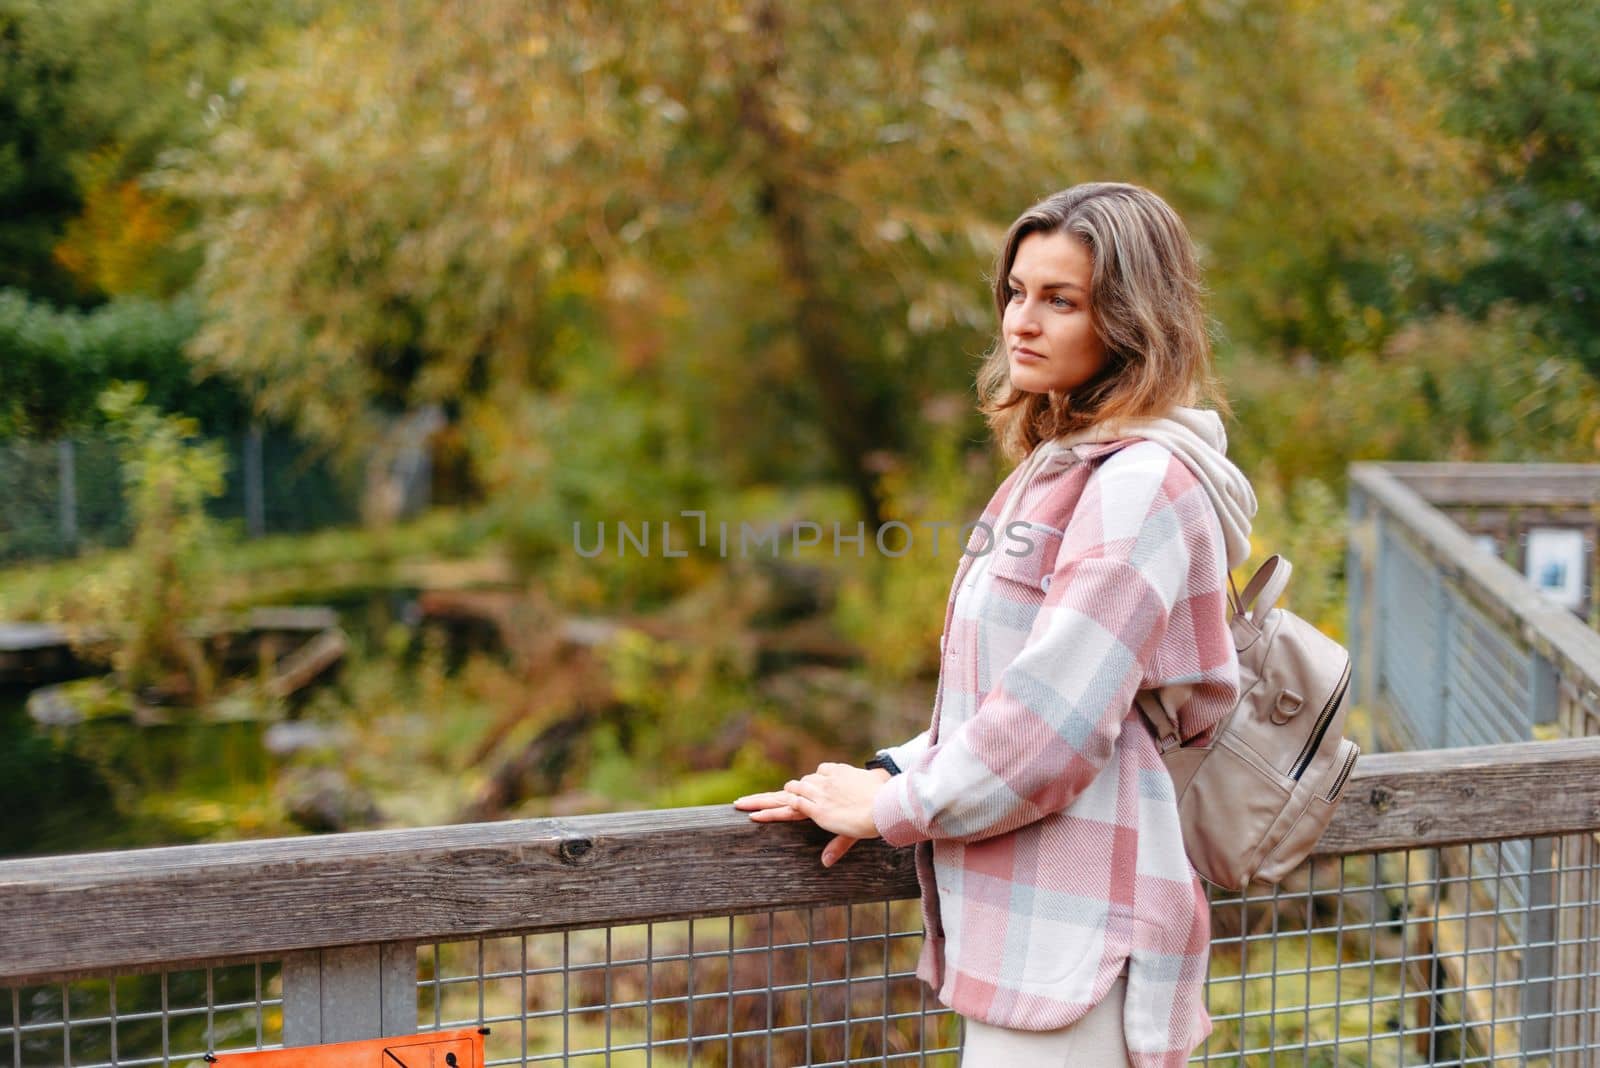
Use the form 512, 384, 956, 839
175, 0, 1470, 524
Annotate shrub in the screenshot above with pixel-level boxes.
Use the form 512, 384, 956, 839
53, 383, 230, 701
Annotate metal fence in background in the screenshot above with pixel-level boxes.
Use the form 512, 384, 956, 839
4, 964, 282, 1068
0, 430, 365, 564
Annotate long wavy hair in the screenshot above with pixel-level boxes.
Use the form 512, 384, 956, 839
977, 183, 1226, 462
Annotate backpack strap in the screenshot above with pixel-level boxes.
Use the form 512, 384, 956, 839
1141, 560, 1286, 752
1237, 555, 1292, 626
1135, 690, 1182, 753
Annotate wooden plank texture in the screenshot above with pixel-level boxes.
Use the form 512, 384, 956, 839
1383, 462, 1600, 508
5, 738, 1600, 984
0, 806, 916, 984
1315, 737, 1600, 854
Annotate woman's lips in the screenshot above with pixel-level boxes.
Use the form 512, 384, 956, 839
1013, 347, 1046, 363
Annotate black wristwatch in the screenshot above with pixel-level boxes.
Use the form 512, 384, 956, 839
864, 753, 902, 776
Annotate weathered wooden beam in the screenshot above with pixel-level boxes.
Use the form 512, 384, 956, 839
266, 627, 348, 699
4, 738, 1600, 985
0, 806, 915, 985
1382, 462, 1600, 509
1314, 737, 1600, 854
1441, 508, 1599, 533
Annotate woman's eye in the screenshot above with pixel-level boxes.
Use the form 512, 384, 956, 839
1052, 296, 1073, 309
1006, 287, 1022, 301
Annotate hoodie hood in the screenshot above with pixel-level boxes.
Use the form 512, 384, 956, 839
1040, 406, 1258, 570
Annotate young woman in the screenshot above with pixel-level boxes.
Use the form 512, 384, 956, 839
735, 182, 1257, 1066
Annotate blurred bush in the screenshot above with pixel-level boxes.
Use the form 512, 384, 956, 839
833, 397, 998, 686
49, 383, 230, 701
1413, 0, 1600, 378
1224, 308, 1600, 493
0, 289, 249, 438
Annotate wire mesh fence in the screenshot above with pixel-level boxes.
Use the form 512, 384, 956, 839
7, 830, 1598, 1067
0, 431, 360, 563
1199, 835, 1599, 1067
3, 963, 282, 1068
416, 902, 960, 1067
1372, 513, 1450, 750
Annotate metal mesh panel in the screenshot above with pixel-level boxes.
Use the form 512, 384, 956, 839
1443, 586, 1534, 748
1377, 520, 1445, 749
0, 962, 283, 1067
0, 440, 65, 560
1199, 838, 1599, 1067
415, 901, 962, 1067
397, 841, 1600, 1067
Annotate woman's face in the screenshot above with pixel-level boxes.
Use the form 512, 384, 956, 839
1003, 230, 1109, 394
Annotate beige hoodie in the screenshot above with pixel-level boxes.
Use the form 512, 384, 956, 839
1040, 405, 1258, 570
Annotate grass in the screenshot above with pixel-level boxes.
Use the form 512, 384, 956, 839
0, 507, 492, 619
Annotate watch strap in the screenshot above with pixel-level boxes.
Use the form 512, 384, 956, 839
864, 753, 902, 776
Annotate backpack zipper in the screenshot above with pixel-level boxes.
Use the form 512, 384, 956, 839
1289, 659, 1352, 781
1324, 740, 1361, 802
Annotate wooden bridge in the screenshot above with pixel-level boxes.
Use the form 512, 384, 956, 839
3, 461, 1599, 1066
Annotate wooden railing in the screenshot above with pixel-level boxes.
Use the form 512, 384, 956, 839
4, 739, 1600, 1065
1349, 462, 1600, 748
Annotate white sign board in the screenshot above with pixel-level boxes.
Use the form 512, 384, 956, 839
1524, 527, 1587, 611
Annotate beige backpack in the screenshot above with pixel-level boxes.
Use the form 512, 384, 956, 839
1137, 555, 1357, 891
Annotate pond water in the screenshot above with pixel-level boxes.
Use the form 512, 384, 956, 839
0, 687, 276, 857
0, 589, 423, 860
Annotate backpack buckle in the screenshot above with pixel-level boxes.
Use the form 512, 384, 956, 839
1271, 690, 1304, 725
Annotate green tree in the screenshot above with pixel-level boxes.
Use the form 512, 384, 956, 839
0, 1, 82, 302
0, 288, 250, 439
177, 0, 1471, 524
0, 0, 324, 301
1414, 0, 1600, 377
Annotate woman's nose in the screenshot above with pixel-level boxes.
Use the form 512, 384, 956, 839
1011, 313, 1040, 336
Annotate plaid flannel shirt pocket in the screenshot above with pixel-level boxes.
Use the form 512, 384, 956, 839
986, 525, 1063, 597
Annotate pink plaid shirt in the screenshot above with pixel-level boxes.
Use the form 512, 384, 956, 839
872, 437, 1238, 1066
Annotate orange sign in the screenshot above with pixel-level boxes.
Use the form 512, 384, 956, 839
211, 1027, 484, 1067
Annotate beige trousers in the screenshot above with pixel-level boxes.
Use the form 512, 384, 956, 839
959, 969, 1131, 1067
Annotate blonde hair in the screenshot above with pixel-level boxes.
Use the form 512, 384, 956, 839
977, 182, 1226, 462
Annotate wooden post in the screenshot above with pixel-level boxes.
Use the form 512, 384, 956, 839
1522, 836, 1555, 1059
282, 942, 417, 1046
1530, 652, 1559, 733
1436, 579, 1455, 749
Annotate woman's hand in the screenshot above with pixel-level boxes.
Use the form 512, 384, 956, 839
734, 764, 892, 867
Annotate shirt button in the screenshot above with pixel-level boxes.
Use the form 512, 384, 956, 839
1040, 574, 1052, 593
